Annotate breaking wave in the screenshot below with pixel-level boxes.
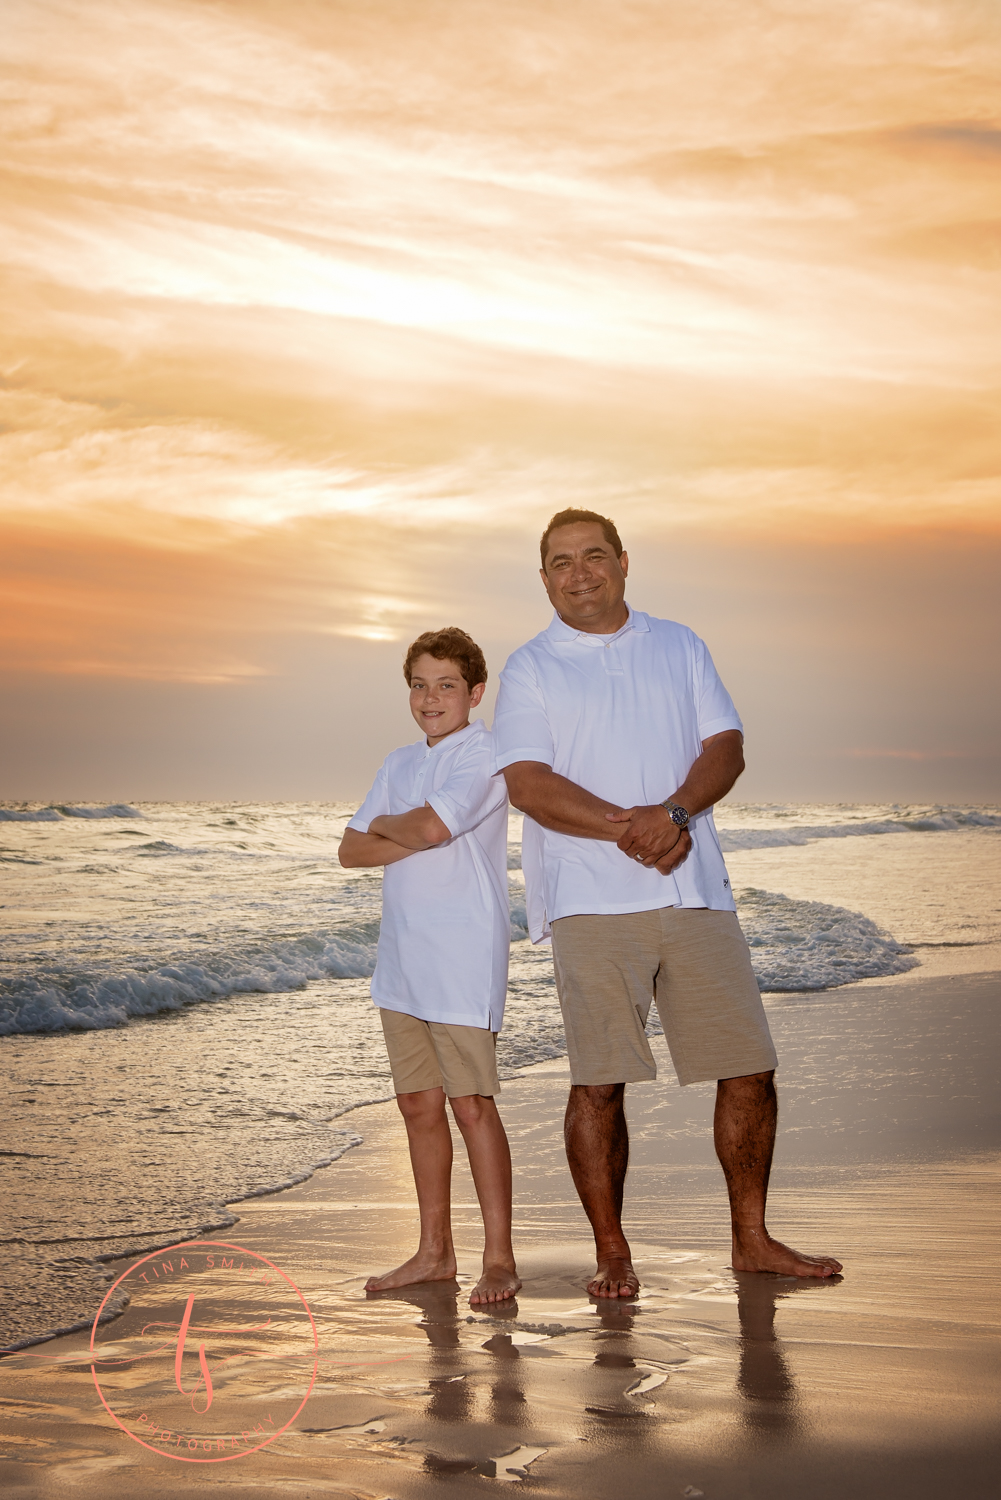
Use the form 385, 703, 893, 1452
2, 884, 920, 1037
0, 804, 142, 822
718, 807, 1001, 853
737, 888, 918, 991
0, 928, 379, 1036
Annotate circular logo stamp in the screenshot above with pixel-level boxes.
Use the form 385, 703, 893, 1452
90, 1239, 318, 1463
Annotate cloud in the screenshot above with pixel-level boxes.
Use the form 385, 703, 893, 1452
2, 0, 999, 796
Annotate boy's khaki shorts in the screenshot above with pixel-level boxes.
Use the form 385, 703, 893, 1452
379, 1009, 500, 1098
550, 907, 777, 1088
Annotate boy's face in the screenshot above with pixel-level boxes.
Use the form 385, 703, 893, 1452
408, 653, 485, 746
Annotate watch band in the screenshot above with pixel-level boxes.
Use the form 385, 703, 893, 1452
660, 799, 690, 829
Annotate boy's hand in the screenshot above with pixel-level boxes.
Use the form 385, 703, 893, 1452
369, 804, 451, 851
338, 827, 415, 868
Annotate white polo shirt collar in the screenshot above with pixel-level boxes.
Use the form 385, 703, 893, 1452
418, 718, 480, 757
546, 603, 650, 647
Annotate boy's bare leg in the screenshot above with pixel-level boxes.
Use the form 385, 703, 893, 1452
564, 1083, 638, 1298
365, 1087, 458, 1291
448, 1093, 521, 1305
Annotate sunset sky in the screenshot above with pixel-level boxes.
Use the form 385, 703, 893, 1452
2, 0, 999, 802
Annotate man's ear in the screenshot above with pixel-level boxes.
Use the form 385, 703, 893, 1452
620, 550, 629, 578
539, 566, 549, 589
470, 681, 486, 708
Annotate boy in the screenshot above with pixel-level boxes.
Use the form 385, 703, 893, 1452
338, 627, 520, 1305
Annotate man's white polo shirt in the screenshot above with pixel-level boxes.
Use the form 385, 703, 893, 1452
492, 606, 742, 943
348, 719, 510, 1029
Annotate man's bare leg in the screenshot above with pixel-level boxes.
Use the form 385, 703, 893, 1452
715, 1071, 842, 1279
564, 1083, 639, 1297
449, 1093, 521, 1305
365, 1087, 458, 1291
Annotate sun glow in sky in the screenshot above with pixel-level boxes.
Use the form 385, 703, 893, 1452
2, 0, 999, 800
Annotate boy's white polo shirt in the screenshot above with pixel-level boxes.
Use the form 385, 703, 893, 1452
492, 606, 743, 944
348, 719, 510, 1029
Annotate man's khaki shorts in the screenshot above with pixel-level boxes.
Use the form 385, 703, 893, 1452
550, 907, 777, 1087
379, 1008, 501, 1098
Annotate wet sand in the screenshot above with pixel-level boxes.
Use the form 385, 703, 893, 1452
2, 970, 999, 1498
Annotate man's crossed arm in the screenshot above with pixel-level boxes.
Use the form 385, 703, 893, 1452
502, 729, 744, 876
338, 804, 452, 869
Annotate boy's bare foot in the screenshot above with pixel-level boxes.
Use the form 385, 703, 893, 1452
731, 1227, 842, 1279
587, 1256, 639, 1298
365, 1250, 457, 1292
469, 1263, 521, 1305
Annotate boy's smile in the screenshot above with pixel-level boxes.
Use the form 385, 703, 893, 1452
408, 653, 485, 746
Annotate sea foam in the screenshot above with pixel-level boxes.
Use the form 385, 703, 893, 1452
736, 888, 918, 990
0, 929, 379, 1036
0, 888, 918, 1037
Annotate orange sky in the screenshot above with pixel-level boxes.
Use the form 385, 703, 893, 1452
2, 0, 999, 800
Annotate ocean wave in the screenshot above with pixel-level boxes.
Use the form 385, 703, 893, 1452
0, 804, 142, 822
719, 808, 1001, 852
58, 804, 143, 819
0, 929, 380, 1037
0, 882, 919, 1036
509, 898, 529, 941
737, 887, 918, 990
0, 807, 64, 822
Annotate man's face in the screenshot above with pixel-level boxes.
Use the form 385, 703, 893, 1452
540, 523, 629, 633
408, 654, 484, 745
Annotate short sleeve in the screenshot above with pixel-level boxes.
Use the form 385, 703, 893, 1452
426, 740, 508, 839
346, 761, 390, 833
693, 634, 743, 740
491, 651, 555, 772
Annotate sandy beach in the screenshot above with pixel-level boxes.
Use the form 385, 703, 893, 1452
2, 967, 999, 1499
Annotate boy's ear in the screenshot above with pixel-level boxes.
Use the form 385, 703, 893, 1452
470, 681, 486, 708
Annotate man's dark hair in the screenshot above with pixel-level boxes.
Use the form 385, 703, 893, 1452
539, 508, 623, 569
403, 627, 488, 689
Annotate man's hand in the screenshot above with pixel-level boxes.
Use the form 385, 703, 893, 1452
606, 805, 692, 875
604, 729, 745, 874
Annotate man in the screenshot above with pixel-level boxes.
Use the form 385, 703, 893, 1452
493, 509, 842, 1298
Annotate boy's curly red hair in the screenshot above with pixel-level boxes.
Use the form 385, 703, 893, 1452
403, 627, 488, 689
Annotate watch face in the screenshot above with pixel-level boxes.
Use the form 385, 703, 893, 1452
670, 806, 688, 827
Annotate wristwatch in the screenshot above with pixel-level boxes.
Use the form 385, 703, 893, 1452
660, 799, 690, 830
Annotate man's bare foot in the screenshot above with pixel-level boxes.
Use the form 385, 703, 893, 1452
732, 1227, 842, 1279
365, 1250, 457, 1292
588, 1256, 639, 1298
469, 1263, 521, 1305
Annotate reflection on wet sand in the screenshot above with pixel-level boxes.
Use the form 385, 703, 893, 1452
735, 1270, 842, 1432
364, 1280, 537, 1476
2, 1044, 997, 1500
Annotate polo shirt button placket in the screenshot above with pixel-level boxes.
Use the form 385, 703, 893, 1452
415, 750, 431, 799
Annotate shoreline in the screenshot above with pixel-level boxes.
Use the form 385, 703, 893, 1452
4, 958, 999, 1359
1, 967, 999, 1497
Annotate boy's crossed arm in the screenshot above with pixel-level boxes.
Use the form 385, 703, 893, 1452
339, 804, 451, 868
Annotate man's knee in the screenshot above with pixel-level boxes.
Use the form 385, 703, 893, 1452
717, 1070, 775, 1098
570, 1082, 625, 1111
